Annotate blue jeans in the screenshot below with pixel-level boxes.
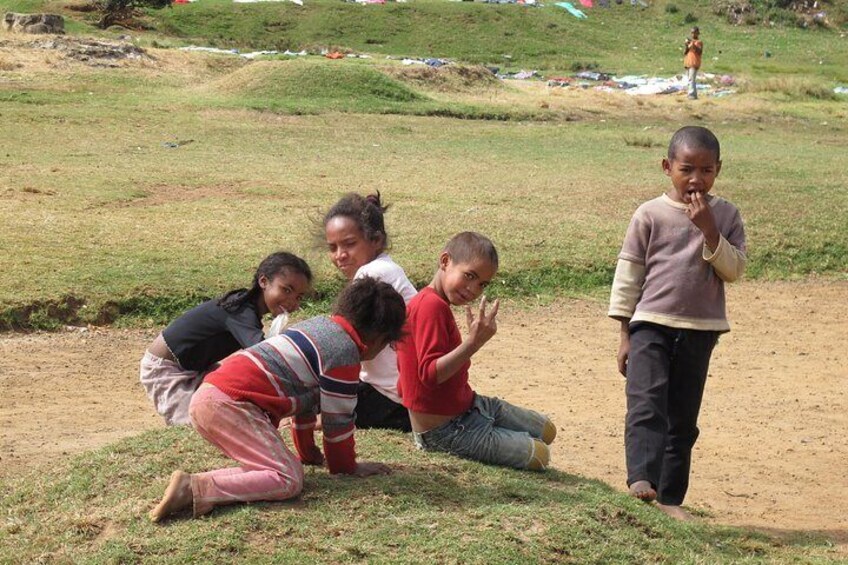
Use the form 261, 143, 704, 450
412, 394, 549, 469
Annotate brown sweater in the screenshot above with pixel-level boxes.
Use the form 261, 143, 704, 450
608, 194, 747, 332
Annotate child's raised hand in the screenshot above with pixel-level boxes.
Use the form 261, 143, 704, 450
686, 192, 720, 251
465, 295, 500, 348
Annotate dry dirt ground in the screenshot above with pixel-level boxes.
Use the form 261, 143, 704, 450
1, 280, 846, 548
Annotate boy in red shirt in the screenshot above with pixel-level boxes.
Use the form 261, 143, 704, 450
396, 232, 556, 470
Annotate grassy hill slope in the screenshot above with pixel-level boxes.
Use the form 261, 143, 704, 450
118, 0, 848, 80
0, 427, 842, 563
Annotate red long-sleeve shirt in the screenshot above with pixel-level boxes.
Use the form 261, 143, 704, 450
396, 287, 475, 416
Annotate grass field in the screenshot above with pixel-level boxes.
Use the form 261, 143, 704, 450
0, 1, 847, 562
0, 427, 843, 563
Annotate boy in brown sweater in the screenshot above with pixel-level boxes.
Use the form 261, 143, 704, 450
609, 126, 746, 520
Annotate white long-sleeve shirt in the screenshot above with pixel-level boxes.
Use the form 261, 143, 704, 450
355, 254, 418, 402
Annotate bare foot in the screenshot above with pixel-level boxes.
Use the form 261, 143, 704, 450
656, 503, 694, 521
628, 480, 657, 502
149, 470, 193, 522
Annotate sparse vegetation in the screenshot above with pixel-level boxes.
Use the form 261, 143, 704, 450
738, 76, 837, 99
623, 135, 663, 149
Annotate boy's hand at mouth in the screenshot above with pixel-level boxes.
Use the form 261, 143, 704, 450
686, 191, 720, 251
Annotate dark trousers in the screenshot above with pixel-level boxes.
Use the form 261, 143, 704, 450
625, 322, 719, 505
355, 382, 412, 433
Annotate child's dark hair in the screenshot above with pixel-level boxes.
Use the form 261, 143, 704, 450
218, 252, 312, 313
333, 276, 406, 344
443, 232, 499, 270
668, 126, 720, 161
321, 192, 389, 250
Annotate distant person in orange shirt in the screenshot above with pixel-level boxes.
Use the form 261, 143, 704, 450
684, 27, 703, 99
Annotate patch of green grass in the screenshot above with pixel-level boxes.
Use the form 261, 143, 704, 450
210, 58, 424, 106
0, 426, 841, 563
623, 134, 663, 149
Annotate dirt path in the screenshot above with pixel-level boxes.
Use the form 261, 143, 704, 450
1, 281, 846, 546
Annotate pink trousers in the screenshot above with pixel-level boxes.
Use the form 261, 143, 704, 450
188, 384, 304, 516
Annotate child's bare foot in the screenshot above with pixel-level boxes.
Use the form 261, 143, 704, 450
149, 470, 193, 522
628, 480, 656, 502
656, 503, 694, 521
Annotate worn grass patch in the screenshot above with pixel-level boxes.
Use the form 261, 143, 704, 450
383, 64, 503, 94
0, 426, 841, 563
738, 76, 838, 100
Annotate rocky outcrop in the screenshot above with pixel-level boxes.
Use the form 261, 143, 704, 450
3, 13, 65, 34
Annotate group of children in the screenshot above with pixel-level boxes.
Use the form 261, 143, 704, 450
147, 125, 747, 525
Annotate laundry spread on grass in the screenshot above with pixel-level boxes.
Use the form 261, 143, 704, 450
539, 71, 737, 97
176, 44, 736, 98
399, 57, 451, 67
555, 2, 588, 18
233, 0, 303, 4
179, 46, 309, 58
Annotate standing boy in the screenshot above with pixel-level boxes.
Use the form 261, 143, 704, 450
396, 232, 557, 470
684, 27, 703, 99
609, 126, 746, 520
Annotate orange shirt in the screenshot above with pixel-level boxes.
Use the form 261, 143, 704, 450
684, 39, 703, 69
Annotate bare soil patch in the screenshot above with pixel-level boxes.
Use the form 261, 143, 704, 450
1, 280, 845, 547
